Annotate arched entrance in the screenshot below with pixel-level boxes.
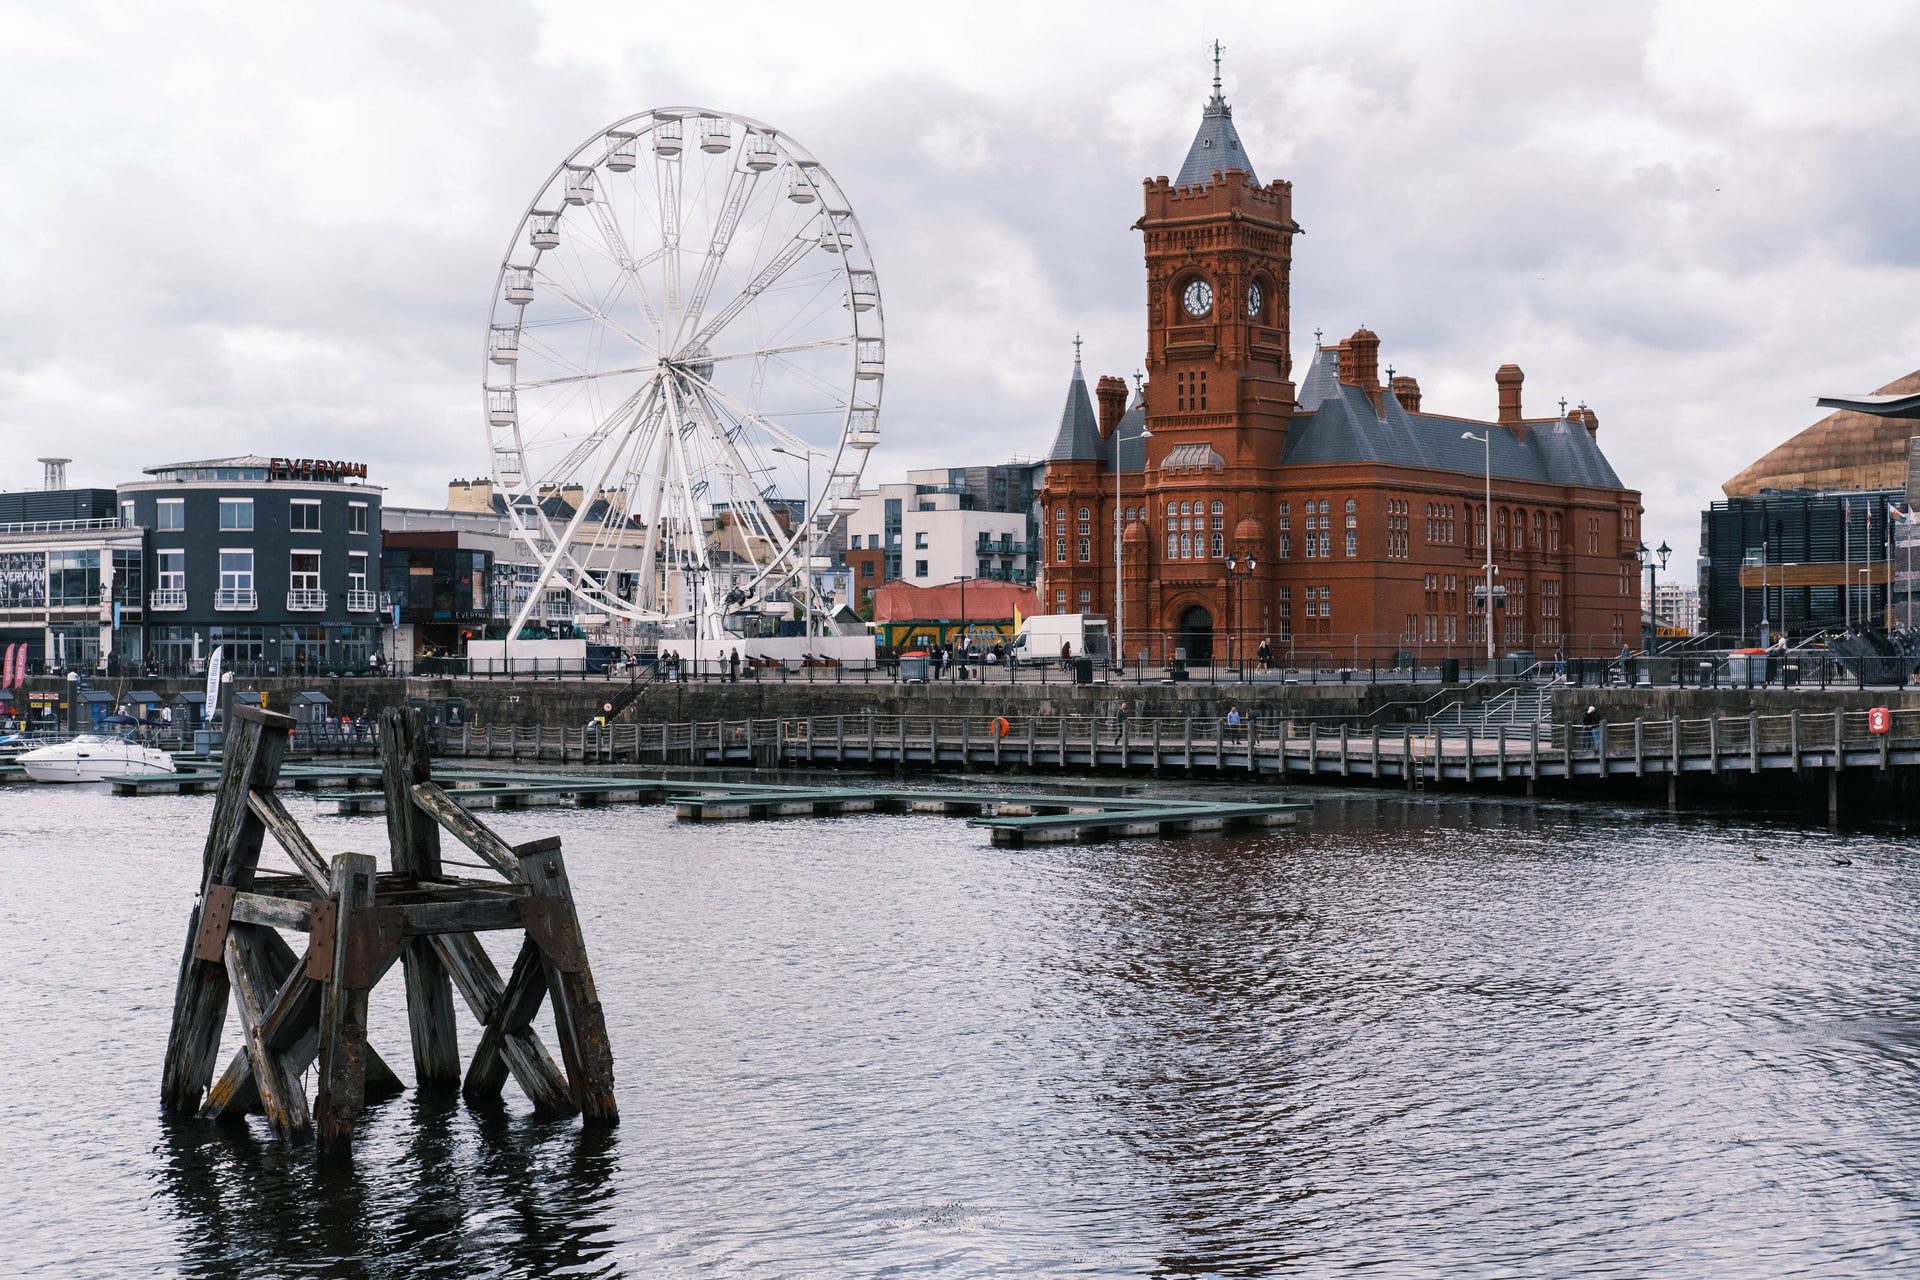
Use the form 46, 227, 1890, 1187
1178, 604, 1214, 664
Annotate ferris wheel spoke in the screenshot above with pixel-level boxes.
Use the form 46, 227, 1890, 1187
675, 367, 823, 460
657, 155, 682, 324
508, 359, 659, 392
588, 201, 666, 339
681, 227, 818, 356
699, 336, 853, 366
684, 386, 793, 564
673, 162, 759, 352
539, 275, 660, 357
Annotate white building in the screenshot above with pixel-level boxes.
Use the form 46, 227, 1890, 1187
1653, 582, 1700, 635
845, 480, 1030, 587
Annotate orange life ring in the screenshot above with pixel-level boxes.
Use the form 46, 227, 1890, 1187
991, 716, 1011, 738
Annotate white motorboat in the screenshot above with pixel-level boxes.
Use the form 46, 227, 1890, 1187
17, 733, 177, 783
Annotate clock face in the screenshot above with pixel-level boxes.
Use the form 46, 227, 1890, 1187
1182, 278, 1213, 319
1247, 281, 1263, 318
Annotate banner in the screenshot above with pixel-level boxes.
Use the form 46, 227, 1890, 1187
3, 643, 14, 689
204, 646, 223, 721
0, 550, 46, 608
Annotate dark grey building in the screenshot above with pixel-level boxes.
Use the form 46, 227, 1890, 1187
1701, 488, 1896, 644
118, 455, 385, 674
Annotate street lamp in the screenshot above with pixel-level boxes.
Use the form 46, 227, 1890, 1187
1636, 540, 1671, 650
954, 573, 973, 677
1461, 431, 1495, 661
770, 443, 825, 640
1114, 398, 1152, 675
1224, 554, 1257, 681
678, 551, 708, 679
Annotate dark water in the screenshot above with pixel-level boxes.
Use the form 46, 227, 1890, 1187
5, 777, 1920, 1277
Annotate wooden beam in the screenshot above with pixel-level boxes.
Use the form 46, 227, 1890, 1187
315, 852, 377, 1153
380, 707, 463, 1093
162, 711, 291, 1112
230, 891, 313, 932
430, 932, 575, 1115
410, 782, 523, 881
517, 841, 618, 1125
463, 936, 552, 1103
247, 789, 331, 893
224, 923, 310, 1137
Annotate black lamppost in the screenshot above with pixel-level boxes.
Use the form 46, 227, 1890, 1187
1637, 539, 1671, 650
1224, 555, 1257, 681
954, 574, 972, 678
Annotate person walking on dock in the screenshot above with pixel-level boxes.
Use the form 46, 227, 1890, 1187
1115, 701, 1130, 743
729, 648, 740, 683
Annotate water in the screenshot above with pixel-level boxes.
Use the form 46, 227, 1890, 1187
5, 778, 1920, 1277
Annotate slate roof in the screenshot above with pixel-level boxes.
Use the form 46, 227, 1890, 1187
1283, 345, 1625, 489
1175, 91, 1259, 188
1725, 365, 1920, 497
1046, 356, 1105, 463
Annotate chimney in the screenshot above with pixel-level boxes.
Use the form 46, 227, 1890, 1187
1496, 363, 1525, 433
1347, 328, 1384, 413
1336, 338, 1356, 385
446, 478, 494, 512
1569, 402, 1598, 439
1095, 375, 1127, 439
39, 457, 71, 491
1391, 375, 1422, 414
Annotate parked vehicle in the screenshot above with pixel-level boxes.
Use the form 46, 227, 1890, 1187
1007, 614, 1111, 667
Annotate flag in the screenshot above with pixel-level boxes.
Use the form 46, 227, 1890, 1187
2, 644, 13, 689
1892, 502, 1913, 525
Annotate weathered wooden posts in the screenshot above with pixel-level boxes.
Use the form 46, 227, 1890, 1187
161, 704, 617, 1153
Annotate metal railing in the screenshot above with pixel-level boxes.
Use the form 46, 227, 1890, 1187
346, 589, 379, 612
214, 588, 257, 610
287, 590, 328, 612
148, 588, 187, 611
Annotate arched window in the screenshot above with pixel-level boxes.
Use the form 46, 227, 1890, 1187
1077, 506, 1090, 520
1550, 512, 1562, 551
1532, 511, 1544, 550
1179, 501, 1191, 515
1166, 501, 1178, 517
1211, 501, 1224, 515
1496, 509, 1509, 549
1345, 498, 1357, 514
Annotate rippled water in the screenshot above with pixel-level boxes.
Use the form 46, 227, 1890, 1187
4, 776, 1920, 1277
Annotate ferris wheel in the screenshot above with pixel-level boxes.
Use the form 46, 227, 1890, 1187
484, 107, 884, 638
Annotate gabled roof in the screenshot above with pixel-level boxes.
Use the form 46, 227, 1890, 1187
1046, 355, 1105, 463
1283, 345, 1626, 490
1175, 89, 1259, 188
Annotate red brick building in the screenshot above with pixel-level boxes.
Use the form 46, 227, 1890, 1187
1042, 73, 1642, 665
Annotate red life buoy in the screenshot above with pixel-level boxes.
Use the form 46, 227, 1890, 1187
991, 716, 1011, 738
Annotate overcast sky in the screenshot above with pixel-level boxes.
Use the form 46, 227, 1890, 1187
4, 0, 1917, 562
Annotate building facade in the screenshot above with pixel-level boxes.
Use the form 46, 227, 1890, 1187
1700, 490, 1896, 644
1040, 73, 1641, 664
0, 484, 142, 674
844, 477, 1031, 594
118, 455, 385, 673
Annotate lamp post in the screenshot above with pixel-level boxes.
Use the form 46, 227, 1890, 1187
954, 573, 972, 677
1637, 539, 1671, 650
1224, 554, 1257, 681
679, 552, 708, 679
770, 443, 824, 640
1461, 431, 1495, 661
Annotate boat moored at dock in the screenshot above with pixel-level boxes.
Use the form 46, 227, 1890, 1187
17, 734, 177, 784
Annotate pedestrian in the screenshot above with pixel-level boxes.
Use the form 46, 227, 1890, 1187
1060, 640, 1072, 670
1618, 643, 1634, 687
729, 647, 740, 683
1582, 704, 1601, 752
1553, 646, 1566, 681
1225, 703, 1242, 741
1115, 700, 1130, 743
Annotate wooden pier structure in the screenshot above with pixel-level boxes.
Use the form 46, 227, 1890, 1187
159, 705, 617, 1152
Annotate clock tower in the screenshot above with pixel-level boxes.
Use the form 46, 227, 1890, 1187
1139, 58, 1300, 462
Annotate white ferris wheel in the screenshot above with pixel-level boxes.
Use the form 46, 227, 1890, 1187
484, 107, 883, 639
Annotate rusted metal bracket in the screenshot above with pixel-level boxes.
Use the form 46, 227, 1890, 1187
516, 896, 586, 973
304, 901, 338, 980
193, 885, 238, 962
345, 906, 407, 988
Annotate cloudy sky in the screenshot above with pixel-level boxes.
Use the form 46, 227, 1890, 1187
4, 0, 1917, 560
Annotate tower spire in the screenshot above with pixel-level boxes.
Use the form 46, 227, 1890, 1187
1211, 39, 1223, 103
1073, 332, 1083, 368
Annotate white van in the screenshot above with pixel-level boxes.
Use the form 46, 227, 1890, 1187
1008, 614, 1111, 667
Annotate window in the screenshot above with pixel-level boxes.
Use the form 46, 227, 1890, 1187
218, 549, 255, 608
1550, 513, 1562, 552
914, 559, 928, 578
1078, 537, 1091, 561
1055, 591, 1066, 609
1077, 507, 1091, 537
219, 498, 253, 531
348, 552, 369, 592
1210, 532, 1224, 557
860, 561, 875, 579
157, 550, 185, 592
913, 531, 927, 549
47, 549, 101, 606
1619, 564, 1631, 595
1277, 587, 1292, 639
348, 502, 368, 535
291, 500, 321, 532
290, 551, 321, 591
119, 500, 134, 527
1587, 517, 1600, 554
1278, 534, 1291, 558
157, 499, 185, 531
1079, 590, 1092, 609
1167, 533, 1178, 559
1346, 530, 1358, 556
